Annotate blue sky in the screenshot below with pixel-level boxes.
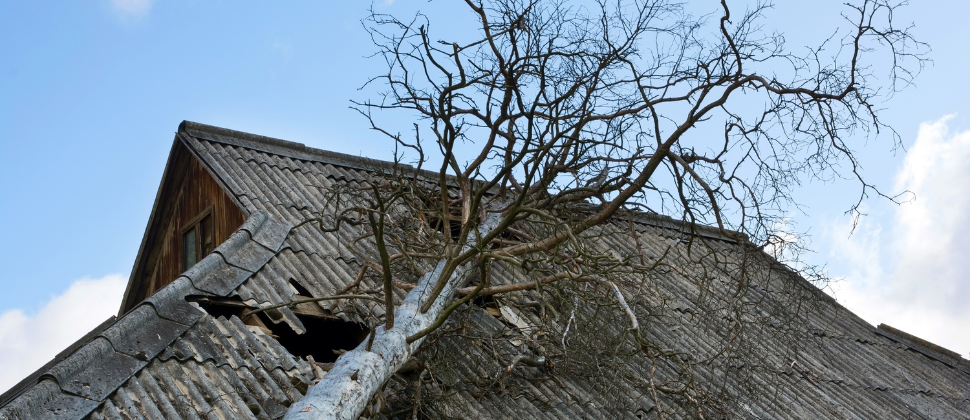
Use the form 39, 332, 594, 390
1, 0, 969, 391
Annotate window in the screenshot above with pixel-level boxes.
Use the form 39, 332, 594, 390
183, 210, 214, 270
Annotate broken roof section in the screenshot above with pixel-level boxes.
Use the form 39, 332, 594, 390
0, 212, 313, 419
2, 121, 969, 419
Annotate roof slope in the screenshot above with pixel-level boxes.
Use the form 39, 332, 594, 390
2, 121, 968, 419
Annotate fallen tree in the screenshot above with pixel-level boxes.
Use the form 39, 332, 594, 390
283, 0, 924, 418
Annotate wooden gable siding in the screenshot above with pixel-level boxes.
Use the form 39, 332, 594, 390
146, 155, 245, 296
120, 139, 245, 314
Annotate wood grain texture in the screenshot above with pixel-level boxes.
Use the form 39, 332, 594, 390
122, 140, 246, 313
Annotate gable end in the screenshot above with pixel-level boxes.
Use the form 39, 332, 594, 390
119, 134, 247, 315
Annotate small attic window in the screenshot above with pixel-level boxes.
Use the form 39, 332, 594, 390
183, 209, 214, 270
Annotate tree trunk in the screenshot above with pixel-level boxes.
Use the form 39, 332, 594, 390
283, 213, 501, 420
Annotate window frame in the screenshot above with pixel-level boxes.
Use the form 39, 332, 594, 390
181, 205, 215, 271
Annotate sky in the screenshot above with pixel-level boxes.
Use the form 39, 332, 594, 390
1, 0, 969, 393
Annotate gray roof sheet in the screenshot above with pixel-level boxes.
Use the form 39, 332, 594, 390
2, 121, 968, 419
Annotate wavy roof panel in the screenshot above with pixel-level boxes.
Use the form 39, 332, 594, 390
2, 122, 967, 419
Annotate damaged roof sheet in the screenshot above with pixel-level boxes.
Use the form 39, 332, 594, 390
2, 121, 968, 419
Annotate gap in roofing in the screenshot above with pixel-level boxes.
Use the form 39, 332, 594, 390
425, 214, 463, 242
187, 294, 370, 364
267, 314, 369, 363
414, 187, 466, 242
288, 278, 314, 297
473, 293, 501, 318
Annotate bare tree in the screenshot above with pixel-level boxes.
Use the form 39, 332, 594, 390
283, 0, 924, 418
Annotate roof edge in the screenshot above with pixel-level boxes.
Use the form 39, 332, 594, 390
0, 211, 288, 416
180, 121, 750, 245
876, 323, 965, 367
0, 316, 116, 407
180, 121, 411, 174
626, 210, 744, 244
119, 137, 186, 316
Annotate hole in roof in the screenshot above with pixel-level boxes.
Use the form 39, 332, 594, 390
426, 216, 462, 242
186, 295, 369, 363
473, 293, 501, 317
472, 293, 496, 309
257, 313, 369, 363
289, 279, 313, 298
417, 190, 466, 242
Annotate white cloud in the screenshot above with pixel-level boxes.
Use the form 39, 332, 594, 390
826, 115, 970, 357
0, 274, 127, 394
108, 0, 155, 19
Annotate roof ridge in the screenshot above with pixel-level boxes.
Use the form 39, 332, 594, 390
626, 210, 745, 244
181, 121, 751, 245
875, 323, 966, 368
180, 121, 408, 173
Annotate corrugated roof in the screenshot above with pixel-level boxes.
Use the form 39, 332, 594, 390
2, 121, 968, 419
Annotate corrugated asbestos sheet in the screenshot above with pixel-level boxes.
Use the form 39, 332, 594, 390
2, 121, 968, 419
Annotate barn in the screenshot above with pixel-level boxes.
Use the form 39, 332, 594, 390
2, 122, 967, 419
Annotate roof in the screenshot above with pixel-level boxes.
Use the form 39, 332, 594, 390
2, 121, 969, 419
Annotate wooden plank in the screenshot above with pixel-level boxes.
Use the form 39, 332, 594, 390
127, 144, 247, 307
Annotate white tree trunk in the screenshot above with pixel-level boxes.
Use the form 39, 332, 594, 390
284, 213, 500, 420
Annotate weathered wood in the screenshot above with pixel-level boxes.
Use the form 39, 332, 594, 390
121, 140, 246, 314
